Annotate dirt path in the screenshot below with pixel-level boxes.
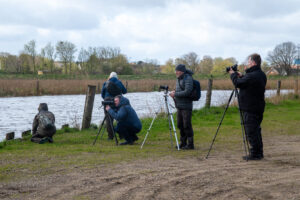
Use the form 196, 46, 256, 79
1, 135, 300, 200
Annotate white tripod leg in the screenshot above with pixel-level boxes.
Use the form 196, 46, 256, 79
140, 112, 158, 149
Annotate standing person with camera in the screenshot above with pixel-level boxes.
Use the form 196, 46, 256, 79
229, 53, 267, 160
105, 95, 142, 145
169, 64, 195, 150
101, 72, 127, 140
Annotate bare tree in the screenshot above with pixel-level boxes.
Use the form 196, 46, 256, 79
199, 55, 213, 74
42, 43, 55, 72
267, 41, 297, 76
56, 41, 76, 74
24, 40, 37, 73
176, 52, 200, 72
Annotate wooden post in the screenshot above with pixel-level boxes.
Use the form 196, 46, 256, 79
295, 80, 298, 94
36, 80, 40, 95
82, 85, 96, 129
205, 79, 213, 108
97, 82, 101, 93
277, 80, 281, 96
6, 132, 15, 140
22, 130, 31, 138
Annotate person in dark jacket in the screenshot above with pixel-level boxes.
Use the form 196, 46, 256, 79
31, 103, 56, 144
101, 72, 127, 139
169, 64, 195, 150
105, 95, 142, 145
229, 53, 267, 160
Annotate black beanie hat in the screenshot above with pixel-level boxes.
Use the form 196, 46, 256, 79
175, 64, 186, 72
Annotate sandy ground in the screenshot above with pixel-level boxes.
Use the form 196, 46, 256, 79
1, 135, 300, 200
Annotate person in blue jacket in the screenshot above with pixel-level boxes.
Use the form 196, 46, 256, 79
101, 72, 127, 139
105, 95, 142, 145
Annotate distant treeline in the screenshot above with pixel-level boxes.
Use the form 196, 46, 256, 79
0, 40, 299, 76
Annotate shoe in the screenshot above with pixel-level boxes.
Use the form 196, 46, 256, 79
175, 143, 186, 149
120, 141, 133, 145
48, 137, 53, 143
242, 155, 263, 161
181, 144, 195, 150
133, 135, 139, 142
39, 137, 49, 144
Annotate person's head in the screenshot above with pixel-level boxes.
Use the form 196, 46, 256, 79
108, 72, 118, 80
247, 53, 261, 68
114, 95, 122, 107
38, 103, 48, 112
175, 64, 186, 78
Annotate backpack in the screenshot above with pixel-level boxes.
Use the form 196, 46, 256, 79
106, 80, 122, 96
178, 77, 201, 101
39, 113, 54, 130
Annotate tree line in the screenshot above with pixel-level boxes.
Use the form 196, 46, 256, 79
0, 40, 299, 76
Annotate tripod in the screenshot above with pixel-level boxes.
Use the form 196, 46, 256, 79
93, 109, 118, 146
206, 88, 250, 160
141, 88, 180, 150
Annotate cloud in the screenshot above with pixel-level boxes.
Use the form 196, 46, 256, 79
0, 0, 299, 64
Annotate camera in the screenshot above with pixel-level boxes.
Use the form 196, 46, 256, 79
159, 85, 169, 92
102, 100, 114, 106
226, 64, 238, 73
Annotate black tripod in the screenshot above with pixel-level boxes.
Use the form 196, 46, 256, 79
140, 86, 180, 150
93, 110, 118, 145
206, 88, 250, 160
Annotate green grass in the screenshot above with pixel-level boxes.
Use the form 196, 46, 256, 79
0, 98, 300, 182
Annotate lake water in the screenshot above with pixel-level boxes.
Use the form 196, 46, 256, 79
0, 90, 292, 141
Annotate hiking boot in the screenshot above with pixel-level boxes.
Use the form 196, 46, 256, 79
242, 155, 263, 161
181, 137, 194, 150
120, 141, 133, 145
39, 137, 50, 144
48, 137, 53, 143
175, 136, 187, 149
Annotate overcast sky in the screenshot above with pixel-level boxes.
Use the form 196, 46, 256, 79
0, 0, 299, 64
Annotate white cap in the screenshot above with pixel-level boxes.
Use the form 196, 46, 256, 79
109, 72, 118, 79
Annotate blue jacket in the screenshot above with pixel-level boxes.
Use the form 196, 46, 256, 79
108, 96, 142, 131
101, 77, 127, 99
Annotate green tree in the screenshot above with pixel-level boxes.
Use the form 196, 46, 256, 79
211, 57, 235, 74
24, 40, 37, 73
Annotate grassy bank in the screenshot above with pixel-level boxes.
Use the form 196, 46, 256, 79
0, 78, 299, 97
0, 95, 299, 182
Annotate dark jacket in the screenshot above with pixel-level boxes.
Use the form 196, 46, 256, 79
101, 77, 127, 99
175, 70, 193, 110
32, 110, 56, 137
231, 65, 267, 114
108, 96, 142, 131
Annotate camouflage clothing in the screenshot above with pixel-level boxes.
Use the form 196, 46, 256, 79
31, 103, 56, 143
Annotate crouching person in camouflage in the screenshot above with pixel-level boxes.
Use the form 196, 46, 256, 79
31, 103, 56, 144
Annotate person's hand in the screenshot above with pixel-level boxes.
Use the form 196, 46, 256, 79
237, 72, 243, 77
229, 68, 235, 75
169, 91, 175, 98
105, 105, 110, 111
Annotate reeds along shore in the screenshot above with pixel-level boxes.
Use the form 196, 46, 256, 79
0, 79, 298, 97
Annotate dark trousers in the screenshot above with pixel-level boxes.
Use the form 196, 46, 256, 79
177, 109, 194, 139
115, 122, 140, 143
243, 112, 264, 157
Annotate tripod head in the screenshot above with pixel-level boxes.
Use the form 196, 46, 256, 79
159, 85, 169, 94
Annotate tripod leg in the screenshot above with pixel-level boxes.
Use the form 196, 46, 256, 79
169, 112, 180, 150
141, 113, 158, 149
107, 116, 118, 145
206, 90, 235, 159
100, 122, 106, 139
93, 116, 107, 145
235, 88, 250, 160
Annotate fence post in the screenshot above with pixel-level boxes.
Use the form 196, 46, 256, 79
295, 80, 298, 94
205, 79, 213, 108
277, 80, 281, 96
82, 85, 96, 129
97, 82, 101, 93
36, 80, 40, 95
6, 132, 15, 140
